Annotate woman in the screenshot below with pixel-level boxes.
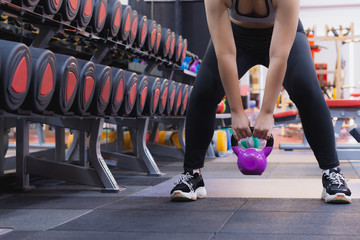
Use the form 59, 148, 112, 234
170, 0, 351, 203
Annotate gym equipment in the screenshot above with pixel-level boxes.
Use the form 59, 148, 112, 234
12, 0, 39, 10
172, 34, 183, 63
274, 110, 298, 123
130, 74, 148, 117
24, 47, 56, 113
103, 0, 122, 38
76, 0, 94, 28
157, 130, 182, 149
164, 80, 176, 116
145, 19, 157, 52
159, 28, 171, 58
0, 40, 32, 112
143, 76, 161, 116
180, 56, 191, 70
70, 59, 96, 115
127, 10, 138, 46
2, 129, 9, 158
119, 70, 137, 116
189, 60, 199, 72
279, 99, 360, 160
172, 82, 182, 116
135, 14, 147, 48
38, 0, 63, 16
156, 78, 168, 115
179, 84, 190, 116
240, 136, 260, 149
212, 130, 228, 156
153, 24, 162, 54
60, 0, 80, 22
180, 38, 187, 64
89, 64, 112, 115
349, 127, 360, 143
119, 5, 132, 41
50, 53, 79, 114
223, 129, 232, 151
167, 31, 176, 60
232, 134, 274, 175
90, 0, 107, 33
216, 98, 226, 114
106, 67, 125, 115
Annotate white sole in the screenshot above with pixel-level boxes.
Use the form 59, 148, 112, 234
171, 187, 207, 201
321, 188, 351, 204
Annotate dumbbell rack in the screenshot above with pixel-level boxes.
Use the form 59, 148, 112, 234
0, 1, 194, 191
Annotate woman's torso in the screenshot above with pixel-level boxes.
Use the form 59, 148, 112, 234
226, 0, 277, 28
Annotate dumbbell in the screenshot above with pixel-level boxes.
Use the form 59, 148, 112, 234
159, 28, 171, 59
50, 53, 79, 114
129, 74, 148, 117
11, 0, 40, 11
76, 0, 94, 28
24, 47, 56, 113
0, 40, 32, 112
172, 34, 183, 63
119, 70, 137, 116
180, 38, 187, 64
144, 19, 156, 52
103, 0, 122, 38
179, 84, 190, 116
142, 76, 161, 116
163, 80, 176, 116
135, 14, 147, 48
127, 10, 138, 46
70, 59, 96, 115
119, 5, 132, 41
153, 24, 162, 54
89, 64, 112, 115
171, 81, 182, 116
156, 78, 169, 115
38, 0, 63, 16
106, 67, 125, 115
59, 0, 80, 22
167, 31, 176, 60
90, 0, 107, 33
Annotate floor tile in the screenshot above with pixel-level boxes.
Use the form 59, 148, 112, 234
53, 209, 233, 233
220, 211, 360, 235
101, 196, 246, 211
0, 209, 90, 231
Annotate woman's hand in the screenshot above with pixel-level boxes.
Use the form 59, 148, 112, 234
231, 110, 252, 141
253, 111, 274, 140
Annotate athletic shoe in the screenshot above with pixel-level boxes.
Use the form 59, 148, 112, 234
170, 171, 207, 201
322, 168, 351, 203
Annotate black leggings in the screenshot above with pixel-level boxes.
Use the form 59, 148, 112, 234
184, 20, 339, 170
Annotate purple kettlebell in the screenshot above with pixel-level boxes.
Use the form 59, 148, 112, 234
231, 133, 274, 175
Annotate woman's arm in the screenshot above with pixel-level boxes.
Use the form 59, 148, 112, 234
204, 0, 252, 139
254, 0, 300, 139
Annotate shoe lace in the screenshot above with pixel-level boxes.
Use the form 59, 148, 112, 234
327, 172, 345, 188
175, 172, 194, 192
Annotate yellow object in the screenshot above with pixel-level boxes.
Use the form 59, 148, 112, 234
158, 131, 183, 149
171, 132, 182, 149
215, 130, 227, 152
67, 133, 73, 148
123, 131, 133, 150
101, 131, 117, 143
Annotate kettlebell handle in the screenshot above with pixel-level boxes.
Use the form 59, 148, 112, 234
231, 128, 274, 148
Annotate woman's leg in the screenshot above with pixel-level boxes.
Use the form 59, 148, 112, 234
283, 31, 339, 170
183, 40, 225, 169
184, 40, 254, 169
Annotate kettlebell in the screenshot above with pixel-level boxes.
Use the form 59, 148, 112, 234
231, 131, 274, 175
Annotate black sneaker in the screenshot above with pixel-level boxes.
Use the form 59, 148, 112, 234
170, 171, 207, 201
322, 168, 351, 203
